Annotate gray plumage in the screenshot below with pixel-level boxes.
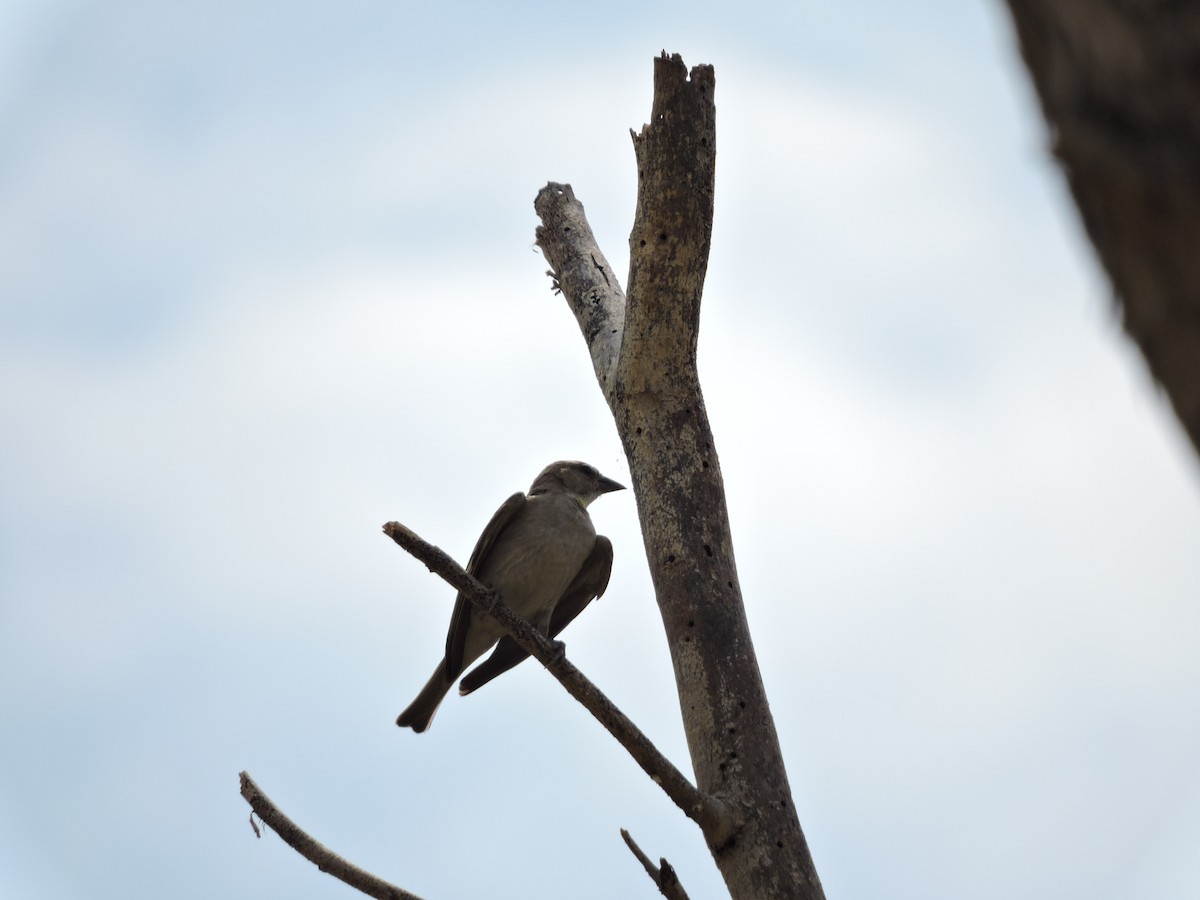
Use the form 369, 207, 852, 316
396, 460, 623, 732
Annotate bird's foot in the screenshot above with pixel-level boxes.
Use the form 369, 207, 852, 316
549, 639, 567, 663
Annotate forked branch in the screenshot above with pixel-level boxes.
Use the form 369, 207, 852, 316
536, 52, 826, 899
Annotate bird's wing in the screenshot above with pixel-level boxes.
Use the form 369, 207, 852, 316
457, 535, 613, 696
444, 491, 527, 678
547, 534, 614, 632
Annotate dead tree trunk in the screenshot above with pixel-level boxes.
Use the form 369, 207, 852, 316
536, 52, 825, 900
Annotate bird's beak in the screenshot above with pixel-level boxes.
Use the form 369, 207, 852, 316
597, 475, 625, 494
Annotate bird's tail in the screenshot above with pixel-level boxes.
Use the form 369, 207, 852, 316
396, 663, 453, 732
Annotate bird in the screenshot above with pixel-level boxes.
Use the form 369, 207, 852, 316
396, 460, 624, 732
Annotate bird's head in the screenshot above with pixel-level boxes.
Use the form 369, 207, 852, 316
529, 460, 625, 507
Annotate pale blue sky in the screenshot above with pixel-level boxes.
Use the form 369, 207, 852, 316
3, 2, 1200, 899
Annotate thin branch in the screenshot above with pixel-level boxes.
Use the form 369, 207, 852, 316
383, 520, 734, 841
620, 828, 691, 900
238, 771, 420, 900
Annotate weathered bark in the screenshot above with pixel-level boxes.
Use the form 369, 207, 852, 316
535, 184, 627, 395
1004, 0, 1200, 460
537, 53, 824, 900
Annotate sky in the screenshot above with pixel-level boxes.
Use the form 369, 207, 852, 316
2, 1, 1200, 899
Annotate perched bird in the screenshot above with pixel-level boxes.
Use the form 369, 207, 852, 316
396, 460, 623, 732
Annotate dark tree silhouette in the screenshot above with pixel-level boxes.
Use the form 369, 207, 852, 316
1005, 0, 1200, 462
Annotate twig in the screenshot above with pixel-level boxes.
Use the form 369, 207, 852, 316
238, 771, 422, 900
383, 520, 734, 841
620, 828, 691, 900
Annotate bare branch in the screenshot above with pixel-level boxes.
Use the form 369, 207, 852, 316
534, 182, 626, 396
382, 520, 733, 840
620, 828, 691, 900
238, 771, 419, 900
